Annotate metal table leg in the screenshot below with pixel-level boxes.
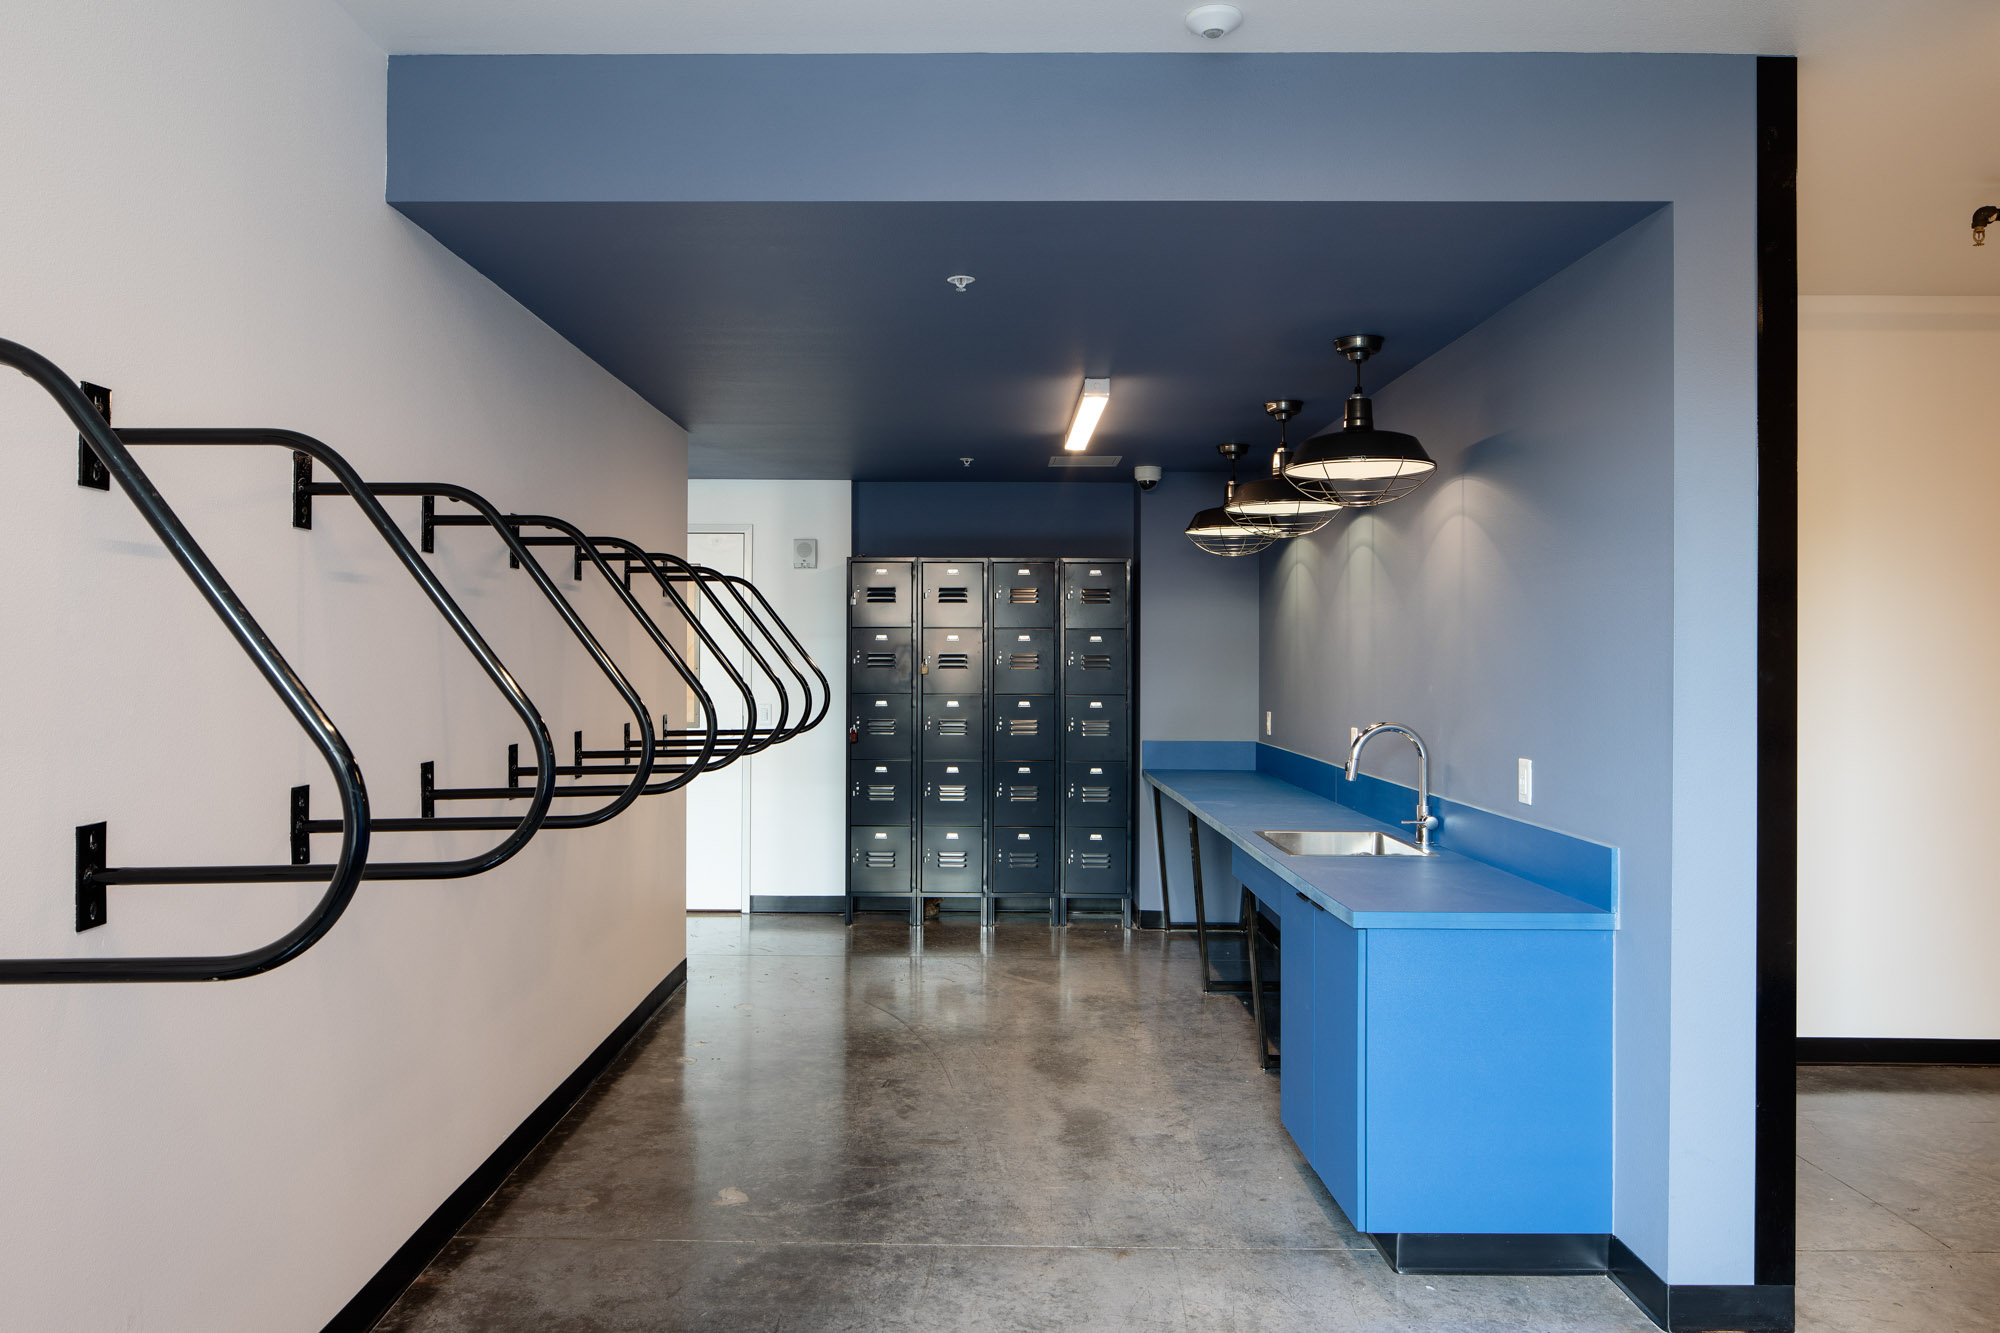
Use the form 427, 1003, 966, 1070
1243, 885, 1277, 1070
1191, 809, 1250, 996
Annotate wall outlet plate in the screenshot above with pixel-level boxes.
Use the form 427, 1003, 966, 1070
793, 538, 818, 569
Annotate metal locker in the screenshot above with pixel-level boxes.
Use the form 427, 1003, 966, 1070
919, 694, 985, 761
849, 826, 914, 895
1062, 628, 1127, 693
991, 627, 1056, 693
991, 693, 1057, 761
848, 694, 915, 761
1063, 827, 1129, 897
848, 627, 913, 692
1064, 762, 1130, 826
849, 561, 914, 627
990, 827, 1058, 896
919, 627, 985, 693
991, 562, 1057, 627
1061, 560, 1127, 628
994, 760, 1057, 827
1062, 694, 1130, 763
920, 826, 984, 895
848, 760, 912, 825
920, 560, 985, 627
921, 760, 983, 824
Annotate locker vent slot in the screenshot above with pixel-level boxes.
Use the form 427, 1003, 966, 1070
863, 652, 898, 669
863, 850, 898, 869
1006, 785, 1040, 802
865, 785, 897, 801
865, 719, 899, 737
1080, 587, 1113, 605
1080, 785, 1111, 804
934, 719, 970, 737
1006, 718, 1040, 736
1078, 852, 1113, 870
865, 587, 898, 603
936, 586, 970, 604
937, 784, 969, 802
1079, 720, 1112, 738
1007, 652, 1040, 670
936, 653, 972, 670
1005, 850, 1040, 868
1080, 654, 1113, 670
937, 851, 970, 869
1009, 587, 1038, 604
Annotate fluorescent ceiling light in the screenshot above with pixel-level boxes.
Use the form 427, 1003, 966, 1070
1063, 378, 1111, 451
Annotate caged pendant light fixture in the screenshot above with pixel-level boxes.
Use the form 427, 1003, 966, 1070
1185, 443, 1277, 556
1284, 335, 1436, 507
1224, 399, 1342, 538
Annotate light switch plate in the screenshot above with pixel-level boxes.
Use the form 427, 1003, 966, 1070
1518, 758, 1533, 805
793, 538, 818, 569
1265, 710, 1273, 737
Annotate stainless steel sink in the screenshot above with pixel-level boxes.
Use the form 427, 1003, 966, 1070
1255, 829, 1432, 857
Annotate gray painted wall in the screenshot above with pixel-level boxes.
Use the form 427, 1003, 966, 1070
389, 52, 1761, 1282
1262, 209, 1677, 1264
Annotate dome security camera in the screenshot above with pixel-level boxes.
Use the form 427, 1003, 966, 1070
1186, 4, 1242, 39
1134, 464, 1163, 491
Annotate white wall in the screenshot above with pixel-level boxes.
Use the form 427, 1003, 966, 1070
688, 481, 851, 903
0, 2, 688, 1329
1798, 298, 2000, 1037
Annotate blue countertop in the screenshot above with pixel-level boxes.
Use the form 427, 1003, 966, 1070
1145, 768, 1615, 931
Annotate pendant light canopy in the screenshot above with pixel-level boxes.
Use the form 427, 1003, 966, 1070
1284, 335, 1435, 507
1225, 399, 1342, 538
1186, 443, 1276, 556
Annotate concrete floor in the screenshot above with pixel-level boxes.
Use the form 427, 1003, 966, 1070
376, 915, 2000, 1332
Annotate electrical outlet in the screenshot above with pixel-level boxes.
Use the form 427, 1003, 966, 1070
1518, 758, 1534, 805
1264, 710, 1273, 737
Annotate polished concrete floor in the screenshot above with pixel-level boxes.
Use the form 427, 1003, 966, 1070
376, 915, 2000, 1331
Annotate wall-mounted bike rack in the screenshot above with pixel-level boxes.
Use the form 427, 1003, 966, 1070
2, 338, 824, 984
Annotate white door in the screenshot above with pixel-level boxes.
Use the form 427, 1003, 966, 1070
685, 529, 752, 911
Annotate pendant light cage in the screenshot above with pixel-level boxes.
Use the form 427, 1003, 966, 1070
1227, 399, 1341, 537
1186, 444, 1277, 556
1283, 336, 1437, 508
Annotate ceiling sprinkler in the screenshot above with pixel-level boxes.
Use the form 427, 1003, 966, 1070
946, 275, 975, 292
960, 457, 974, 468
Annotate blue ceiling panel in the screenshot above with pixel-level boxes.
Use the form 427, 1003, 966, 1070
396, 200, 1660, 480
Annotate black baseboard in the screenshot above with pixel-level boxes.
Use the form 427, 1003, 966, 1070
1368, 1231, 1607, 1276
320, 961, 688, 1333
1797, 1037, 2000, 1066
748, 895, 845, 914
1609, 1236, 1795, 1331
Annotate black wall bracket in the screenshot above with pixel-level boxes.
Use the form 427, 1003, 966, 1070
290, 786, 312, 865
292, 451, 314, 529
420, 761, 436, 820
75, 822, 107, 931
76, 383, 111, 489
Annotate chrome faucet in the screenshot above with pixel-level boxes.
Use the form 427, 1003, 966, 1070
1345, 723, 1440, 850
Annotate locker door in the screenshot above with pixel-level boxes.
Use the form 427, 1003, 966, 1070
920, 826, 985, 894
849, 561, 914, 627
990, 827, 1058, 896
847, 760, 912, 826
848, 627, 912, 692
991, 562, 1057, 627
849, 827, 913, 895
991, 628, 1056, 693
848, 694, 915, 761
920, 560, 985, 627
919, 627, 985, 693
991, 693, 1057, 761
919, 694, 985, 761
1062, 827, 1129, 896
1063, 695, 1130, 762
993, 761, 1057, 827
1062, 561, 1127, 628
1064, 762, 1130, 826
1062, 628, 1127, 693
921, 760, 983, 823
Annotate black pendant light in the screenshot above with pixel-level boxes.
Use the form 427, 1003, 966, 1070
1225, 399, 1342, 537
1284, 335, 1436, 507
1185, 443, 1276, 556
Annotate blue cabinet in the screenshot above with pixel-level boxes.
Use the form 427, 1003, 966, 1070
1261, 862, 1611, 1237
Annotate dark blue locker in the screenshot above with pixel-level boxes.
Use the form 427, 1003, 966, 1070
848, 760, 912, 825
991, 693, 1057, 761
993, 761, 1057, 827
991, 627, 1056, 693
849, 561, 913, 627
991, 562, 1057, 628
848, 694, 915, 761
990, 827, 1058, 896
848, 627, 912, 692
